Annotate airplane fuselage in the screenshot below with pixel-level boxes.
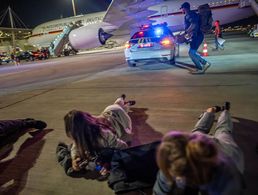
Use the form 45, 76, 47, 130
149, 0, 254, 32
29, 12, 105, 47
28, 0, 255, 48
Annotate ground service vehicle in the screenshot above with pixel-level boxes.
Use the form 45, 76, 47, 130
249, 24, 258, 37
0, 54, 12, 65
19, 51, 35, 61
124, 23, 176, 67
31, 50, 48, 60
18, 50, 49, 61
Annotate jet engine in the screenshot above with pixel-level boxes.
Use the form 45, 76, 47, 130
69, 22, 115, 50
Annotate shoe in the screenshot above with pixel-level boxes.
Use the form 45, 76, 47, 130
202, 62, 211, 72
26, 119, 47, 130
26, 120, 47, 137
222, 101, 230, 111
212, 48, 218, 51
190, 69, 204, 74
127, 100, 136, 106
213, 106, 222, 112
121, 94, 126, 100
219, 45, 224, 50
33, 120, 47, 129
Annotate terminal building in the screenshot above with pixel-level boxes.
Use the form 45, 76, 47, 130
0, 6, 34, 54
0, 27, 33, 53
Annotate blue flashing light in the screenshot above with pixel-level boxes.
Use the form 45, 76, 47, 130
154, 27, 163, 37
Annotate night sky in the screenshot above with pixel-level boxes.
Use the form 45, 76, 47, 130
1, 0, 112, 28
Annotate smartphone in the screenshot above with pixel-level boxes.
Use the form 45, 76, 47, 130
95, 164, 102, 171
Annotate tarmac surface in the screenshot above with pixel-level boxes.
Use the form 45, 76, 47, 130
0, 32, 258, 195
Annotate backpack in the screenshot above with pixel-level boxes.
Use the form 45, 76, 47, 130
198, 4, 213, 33
106, 141, 161, 194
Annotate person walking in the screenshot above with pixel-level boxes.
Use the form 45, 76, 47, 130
153, 102, 245, 195
180, 2, 211, 74
14, 48, 21, 66
213, 20, 224, 50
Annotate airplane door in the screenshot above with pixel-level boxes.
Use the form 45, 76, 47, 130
161, 5, 168, 18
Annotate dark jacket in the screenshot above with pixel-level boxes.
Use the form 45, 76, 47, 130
56, 141, 161, 193
107, 141, 160, 194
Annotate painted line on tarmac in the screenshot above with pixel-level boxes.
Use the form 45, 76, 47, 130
0, 88, 55, 110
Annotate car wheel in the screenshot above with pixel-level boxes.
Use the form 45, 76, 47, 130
127, 60, 136, 67
169, 57, 175, 65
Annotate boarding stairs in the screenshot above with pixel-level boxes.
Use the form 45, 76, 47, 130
49, 25, 77, 57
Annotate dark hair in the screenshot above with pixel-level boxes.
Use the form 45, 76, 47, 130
157, 131, 219, 185
180, 2, 190, 10
64, 110, 102, 159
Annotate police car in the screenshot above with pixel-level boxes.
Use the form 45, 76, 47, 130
124, 23, 176, 67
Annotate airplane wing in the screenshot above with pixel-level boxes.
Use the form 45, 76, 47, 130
68, 0, 166, 50
103, 0, 164, 29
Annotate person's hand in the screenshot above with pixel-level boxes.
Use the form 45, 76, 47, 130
97, 166, 110, 181
72, 157, 82, 171
99, 167, 110, 176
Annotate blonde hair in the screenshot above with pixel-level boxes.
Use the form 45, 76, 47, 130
157, 131, 219, 185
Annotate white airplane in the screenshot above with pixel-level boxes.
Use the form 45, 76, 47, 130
28, 0, 257, 50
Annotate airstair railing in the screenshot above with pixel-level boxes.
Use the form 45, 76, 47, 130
49, 25, 76, 57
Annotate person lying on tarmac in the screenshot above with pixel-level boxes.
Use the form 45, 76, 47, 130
0, 118, 47, 156
63, 94, 136, 177
153, 102, 245, 195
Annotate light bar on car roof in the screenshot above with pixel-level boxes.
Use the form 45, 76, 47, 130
154, 27, 163, 37
139, 22, 168, 30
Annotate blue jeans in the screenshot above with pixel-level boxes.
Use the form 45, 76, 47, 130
192, 111, 244, 173
189, 34, 207, 70
188, 49, 207, 70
